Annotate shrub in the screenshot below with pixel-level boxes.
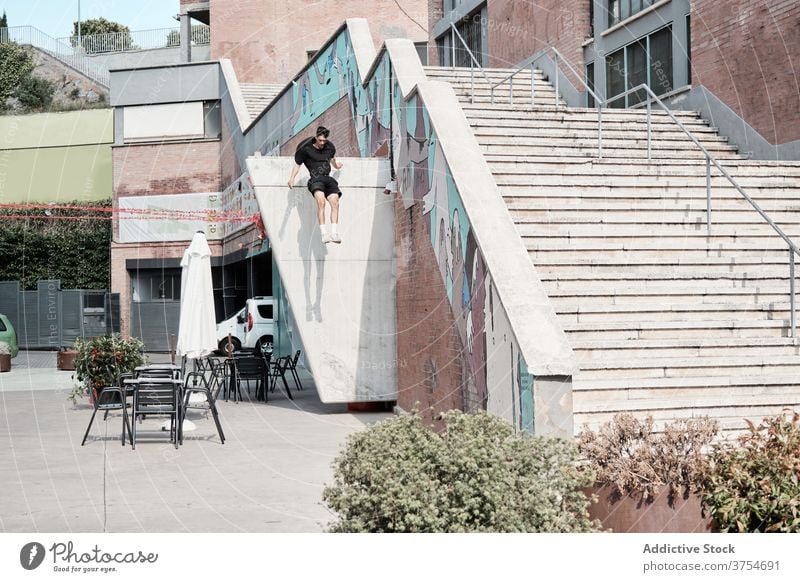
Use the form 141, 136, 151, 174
323, 410, 599, 532
578, 413, 719, 501
702, 410, 800, 533
0, 341, 10, 355
0, 41, 34, 105
71, 335, 145, 402
15, 75, 54, 110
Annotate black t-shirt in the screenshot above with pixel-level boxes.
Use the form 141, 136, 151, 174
294, 138, 336, 179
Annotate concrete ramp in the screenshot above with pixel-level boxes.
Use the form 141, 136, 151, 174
246, 156, 396, 403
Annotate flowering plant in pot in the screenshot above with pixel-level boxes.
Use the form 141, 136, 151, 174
69, 334, 145, 404
0, 341, 11, 372
577, 412, 719, 532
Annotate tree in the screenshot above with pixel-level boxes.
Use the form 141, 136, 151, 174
166, 24, 210, 48
0, 41, 33, 105
1, 11, 8, 29
71, 18, 135, 53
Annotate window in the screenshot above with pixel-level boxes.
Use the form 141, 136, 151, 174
605, 25, 674, 107
649, 26, 673, 96
627, 38, 648, 105
608, 0, 655, 27
257, 304, 273, 319
131, 270, 182, 302
586, 62, 595, 108
0, 319, 6, 332
437, 3, 487, 67
606, 48, 625, 107
686, 15, 692, 84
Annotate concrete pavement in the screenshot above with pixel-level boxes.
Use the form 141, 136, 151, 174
0, 353, 390, 532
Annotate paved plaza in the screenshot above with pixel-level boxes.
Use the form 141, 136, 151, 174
0, 352, 389, 532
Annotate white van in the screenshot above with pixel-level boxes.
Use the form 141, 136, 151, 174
216, 296, 275, 354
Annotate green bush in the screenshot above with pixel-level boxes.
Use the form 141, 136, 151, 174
0, 200, 111, 290
702, 410, 800, 533
71, 334, 145, 403
0, 41, 34, 105
14, 75, 54, 110
323, 410, 599, 532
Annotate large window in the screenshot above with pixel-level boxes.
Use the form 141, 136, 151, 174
436, 3, 487, 67
131, 270, 182, 302
605, 25, 673, 107
608, 0, 656, 27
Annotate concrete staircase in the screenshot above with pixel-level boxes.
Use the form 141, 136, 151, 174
425, 66, 800, 434
240, 83, 284, 121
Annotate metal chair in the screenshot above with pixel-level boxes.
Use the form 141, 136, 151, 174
80, 367, 132, 447
131, 378, 182, 449
267, 355, 294, 401
182, 371, 225, 444
284, 350, 304, 391
231, 353, 268, 401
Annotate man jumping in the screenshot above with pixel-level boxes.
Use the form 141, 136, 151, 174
288, 125, 344, 244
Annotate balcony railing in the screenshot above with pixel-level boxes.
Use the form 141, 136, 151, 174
55, 25, 210, 54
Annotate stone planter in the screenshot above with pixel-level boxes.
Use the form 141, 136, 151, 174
584, 484, 713, 533
57, 349, 79, 371
0, 354, 10, 372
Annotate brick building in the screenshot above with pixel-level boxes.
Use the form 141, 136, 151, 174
427, 0, 799, 157
112, 1, 428, 347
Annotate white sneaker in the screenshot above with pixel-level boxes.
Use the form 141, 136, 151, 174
321, 232, 332, 244
330, 232, 341, 244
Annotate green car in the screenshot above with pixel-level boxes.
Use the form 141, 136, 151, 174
0, 313, 19, 357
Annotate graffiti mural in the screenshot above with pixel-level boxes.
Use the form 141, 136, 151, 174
280, 29, 534, 430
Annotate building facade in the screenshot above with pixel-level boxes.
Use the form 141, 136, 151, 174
427, 0, 799, 157
111, 1, 429, 348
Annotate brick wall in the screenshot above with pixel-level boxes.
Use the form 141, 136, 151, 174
113, 140, 221, 197
279, 96, 362, 157
487, 1, 590, 85
692, 0, 800, 145
209, 0, 428, 84
220, 113, 241, 189
111, 238, 223, 338
427, 0, 444, 65
394, 191, 469, 422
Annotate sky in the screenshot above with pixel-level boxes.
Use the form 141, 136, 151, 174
0, 0, 179, 39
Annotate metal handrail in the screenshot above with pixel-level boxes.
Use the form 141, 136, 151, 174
448, 24, 492, 104
0, 25, 109, 87
487, 45, 800, 336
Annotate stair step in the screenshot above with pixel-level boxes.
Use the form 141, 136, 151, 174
571, 336, 800, 359
564, 318, 789, 340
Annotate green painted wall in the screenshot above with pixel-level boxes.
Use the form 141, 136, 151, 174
0, 109, 113, 202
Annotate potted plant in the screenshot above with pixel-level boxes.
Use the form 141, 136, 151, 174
702, 409, 800, 532
0, 341, 11, 372
577, 412, 719, 533
69, 334, 145, 405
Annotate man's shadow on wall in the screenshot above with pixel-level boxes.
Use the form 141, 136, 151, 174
280, 184, 326, 322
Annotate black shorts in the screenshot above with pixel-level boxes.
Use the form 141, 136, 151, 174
307, 175, 342, 198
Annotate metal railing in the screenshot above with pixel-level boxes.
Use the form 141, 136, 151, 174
448, 24, 492, 104
55, 25, 210, 54
468, 46, 800, 337
0, 25, 109, 86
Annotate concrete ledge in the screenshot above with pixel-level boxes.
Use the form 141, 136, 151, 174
247, 156, 396, 404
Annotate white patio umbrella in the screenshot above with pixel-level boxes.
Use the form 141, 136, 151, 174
177, 231, 217, 359
173, 231, 217, 431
